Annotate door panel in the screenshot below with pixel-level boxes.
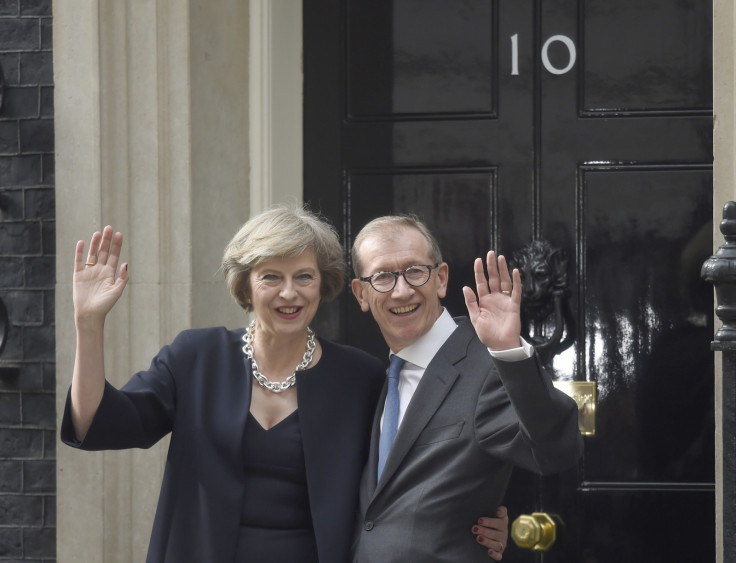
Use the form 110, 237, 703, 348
304, 1, 714, 560
581, 167, 714, 481
582, 1, 712, 112
579, 488, 715, 561
348, 0, 497, 116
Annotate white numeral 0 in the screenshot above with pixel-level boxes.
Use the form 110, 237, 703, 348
541, 35, 577, 75
510, 33, 577, 76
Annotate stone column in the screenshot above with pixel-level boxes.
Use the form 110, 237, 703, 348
54, 1, 251, 560
702, 202, 736, 563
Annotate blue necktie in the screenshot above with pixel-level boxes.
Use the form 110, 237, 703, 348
378, 354, 405, 481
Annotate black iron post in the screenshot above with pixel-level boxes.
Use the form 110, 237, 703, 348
701, 200, 736, 562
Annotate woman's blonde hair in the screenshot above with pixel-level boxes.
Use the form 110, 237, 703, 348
222, 205, 345, 312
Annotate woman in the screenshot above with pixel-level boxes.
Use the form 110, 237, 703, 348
61, 206, 508, 562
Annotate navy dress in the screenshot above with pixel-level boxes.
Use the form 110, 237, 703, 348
236, 411, 319, 562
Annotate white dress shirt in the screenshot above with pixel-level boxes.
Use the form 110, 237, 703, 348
381, 309, 533, 430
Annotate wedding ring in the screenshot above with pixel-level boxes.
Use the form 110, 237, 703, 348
85, 261, 96, 267
498, 542, 504, 552
501, 290, 511, 295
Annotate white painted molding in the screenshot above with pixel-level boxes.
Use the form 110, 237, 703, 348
249, 0, 303, 215
249, 0, 272, 214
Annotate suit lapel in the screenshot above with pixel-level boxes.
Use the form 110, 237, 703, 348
370, 320, 474, 499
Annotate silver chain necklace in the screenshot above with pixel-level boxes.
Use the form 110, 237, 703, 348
242, 319, 316, 393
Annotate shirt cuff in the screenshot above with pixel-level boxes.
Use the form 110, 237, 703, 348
488, 337, 534, 361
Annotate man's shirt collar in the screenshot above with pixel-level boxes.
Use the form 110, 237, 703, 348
391, 308, 457, 369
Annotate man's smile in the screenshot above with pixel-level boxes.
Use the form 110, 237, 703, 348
390, 304, 419, 315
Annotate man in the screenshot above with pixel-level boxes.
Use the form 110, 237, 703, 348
350, 215, 583, 562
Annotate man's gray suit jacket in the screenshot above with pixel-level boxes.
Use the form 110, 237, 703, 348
352, 317, 583, 562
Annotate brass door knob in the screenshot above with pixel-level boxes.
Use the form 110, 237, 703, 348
511, 512, 558, 551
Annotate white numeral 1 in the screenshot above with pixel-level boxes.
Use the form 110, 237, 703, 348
511, 33, 519, 76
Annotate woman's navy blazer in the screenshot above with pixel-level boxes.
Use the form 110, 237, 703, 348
61, 327, 385, 563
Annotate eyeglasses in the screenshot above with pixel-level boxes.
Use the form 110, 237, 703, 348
359, 263, 440, 293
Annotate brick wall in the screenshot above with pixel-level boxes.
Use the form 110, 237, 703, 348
0, 0, 56, 560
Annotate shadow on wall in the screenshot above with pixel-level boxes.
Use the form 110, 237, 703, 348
0, 181, 19, 377
0, 58, 4, 112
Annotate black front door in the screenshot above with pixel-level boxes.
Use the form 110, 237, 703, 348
304, 1, 714, 561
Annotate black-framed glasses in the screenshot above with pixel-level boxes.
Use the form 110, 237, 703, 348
359, 263, 440, 293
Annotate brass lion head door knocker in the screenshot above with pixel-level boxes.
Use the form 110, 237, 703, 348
510, 241, 595, 435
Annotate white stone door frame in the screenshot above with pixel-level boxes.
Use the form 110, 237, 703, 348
249, 0, 303, 213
